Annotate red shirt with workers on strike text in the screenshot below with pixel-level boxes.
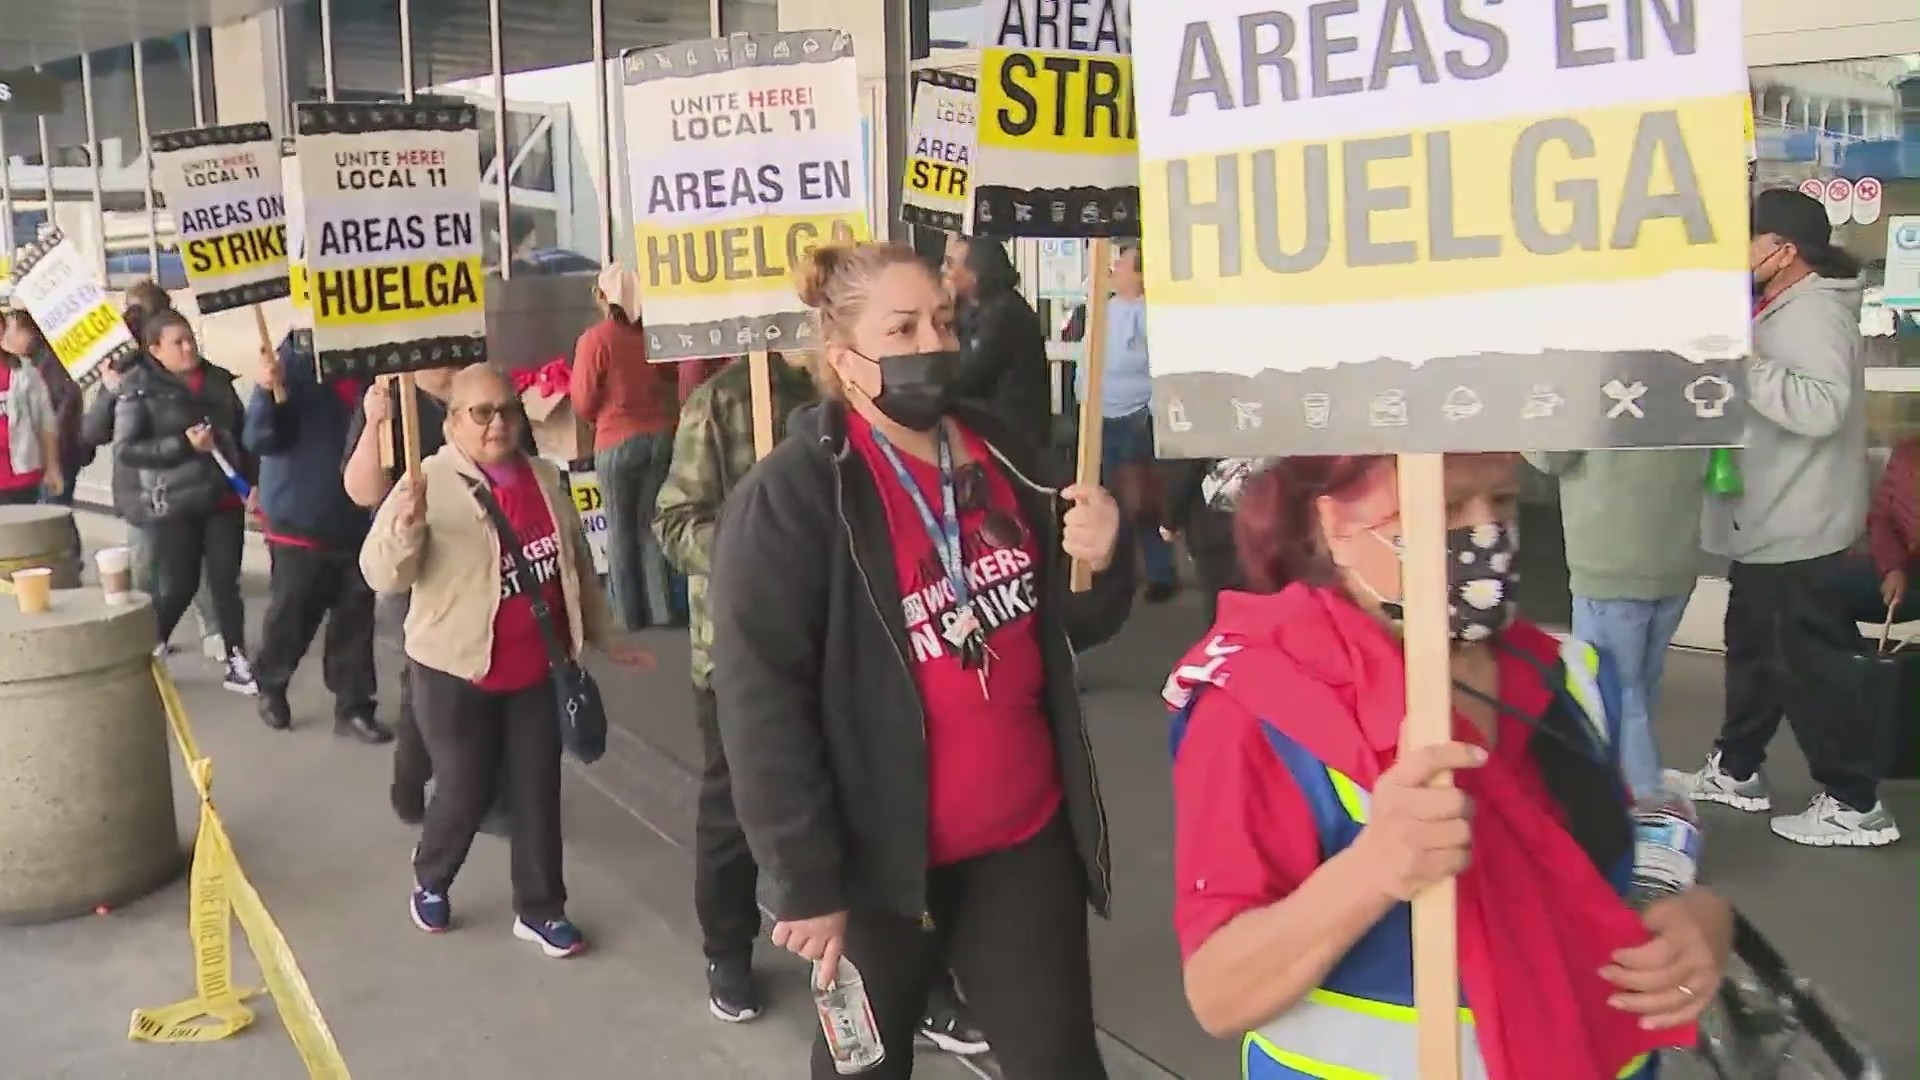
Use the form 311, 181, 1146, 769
846, 412, 1060, 867
476, 458, 569, 694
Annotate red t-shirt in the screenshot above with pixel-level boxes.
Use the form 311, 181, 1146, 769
0, 366, 44, 492
1170, 644, 1553, 962
847, 413, 1060, 866
475, 459, 570, 693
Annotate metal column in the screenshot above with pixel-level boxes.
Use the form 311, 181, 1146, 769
188, 28, 208, 127
591, 0, 613, 263
320, 0, 338, 99
132, 43, 159, 269
488, 0, 511, 280
79, 52, 108, 276
33, 62, 54, 222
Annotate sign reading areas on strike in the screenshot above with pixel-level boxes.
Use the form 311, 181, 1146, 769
1132, 0, 1751, 456
151, 121, 291, 315
621, 30, 869, 361
901, 71, 977, 233
294, 102, 486, 379
973, 0, 1137, 237
8, 229, 138, 384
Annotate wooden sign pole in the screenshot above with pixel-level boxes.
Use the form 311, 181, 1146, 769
251, 305, 285, 405
1396, 452, 1462, 1080
749, 348, 775, 461
1067, 238, 1115, 594
398, 373, 423, 482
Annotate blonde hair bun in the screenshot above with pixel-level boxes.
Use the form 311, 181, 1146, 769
793, 242, 854, 310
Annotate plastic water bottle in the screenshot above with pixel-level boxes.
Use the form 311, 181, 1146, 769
1630, 770, 1705, 904
814, 958, 885, 1074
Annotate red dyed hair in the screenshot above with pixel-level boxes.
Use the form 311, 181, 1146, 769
1233, 455, 1390, 593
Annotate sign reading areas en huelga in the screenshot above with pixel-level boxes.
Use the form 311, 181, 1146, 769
973, 0, 1137, 237
1133, 0, 1752, 456
294, 102, 487, 379
8, 229, 138, 384
151, 122, 291, 315
621, 30, 869, 362
900, 71, 977, 233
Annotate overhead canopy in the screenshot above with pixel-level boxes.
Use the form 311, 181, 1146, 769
0, 0, 284, 70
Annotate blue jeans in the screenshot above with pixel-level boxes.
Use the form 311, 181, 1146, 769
595, 432, 676, 630
1572, 594, 1691, 799
1100, 409, 1175, 587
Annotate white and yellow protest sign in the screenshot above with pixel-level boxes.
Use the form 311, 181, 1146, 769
294, 102, 486, 380
620, 30, 869, 361
282, 137, 314, 340
0, 213, 13, 282
973, 0, 1137, 237
901, 71, 977, 233
1133, 0, 1751, 456
8, 229, 139, 384
151, 122, 290, 315
562, 467, 611, 575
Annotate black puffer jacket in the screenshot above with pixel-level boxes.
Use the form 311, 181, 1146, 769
953, 289, 1053, 443
111, 358, 253, 525
709, 401, 1134, 924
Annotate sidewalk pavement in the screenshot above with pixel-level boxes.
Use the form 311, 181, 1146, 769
6, 510, 982, 1080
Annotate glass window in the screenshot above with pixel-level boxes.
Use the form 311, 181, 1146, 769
1752, 55, 1920, 449
722, 0, 778, 33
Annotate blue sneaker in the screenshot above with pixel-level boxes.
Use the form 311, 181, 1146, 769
513, 916, 587, 958
410, 886, 451, 933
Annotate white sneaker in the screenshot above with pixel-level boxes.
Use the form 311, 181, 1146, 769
1682, 751, 1771, 813
1770, 793, 1902, 848
201, 634, 228, 660
222, 653, 258, 696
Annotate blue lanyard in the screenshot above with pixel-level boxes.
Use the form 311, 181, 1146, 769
870, 425, 968, 610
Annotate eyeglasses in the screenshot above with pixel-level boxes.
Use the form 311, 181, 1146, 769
463, 401, 524, 426
955, 463, 1025, 550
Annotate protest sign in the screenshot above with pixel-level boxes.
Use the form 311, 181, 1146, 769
563, 467, 611, 576
901, 70, 977, 233
8, 229, 138, 384
282, 137, 314, 342
151, 122, 290, 315
0, 213, 13, 281
972, 0, 1137, 238
620, 30, 869, 362
294, 102, 487, 380
1133, 0, 1751, 458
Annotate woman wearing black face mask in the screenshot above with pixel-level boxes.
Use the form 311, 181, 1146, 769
708, 241, 1134, 1080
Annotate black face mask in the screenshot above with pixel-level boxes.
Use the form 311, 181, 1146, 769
856, 348, 960, 433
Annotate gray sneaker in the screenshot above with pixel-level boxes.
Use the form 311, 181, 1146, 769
1771, 793, 1902, 848
1684, 751, 1771, 812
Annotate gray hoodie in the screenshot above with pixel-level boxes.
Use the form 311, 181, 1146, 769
1702, 274, 1868, 565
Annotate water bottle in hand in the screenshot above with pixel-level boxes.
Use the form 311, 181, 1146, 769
1630, 770, 1705, 904
814, 957, 885, 1074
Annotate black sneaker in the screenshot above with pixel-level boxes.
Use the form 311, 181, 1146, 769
410, 885, 451, 933
222, 653, 259, 696
257, 690, 293, 731
920, 987, 990, 1056
335, 712, 395, 745
707, 957, 762, 1023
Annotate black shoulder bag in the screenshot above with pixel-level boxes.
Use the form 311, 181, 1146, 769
465, 476, 609, 764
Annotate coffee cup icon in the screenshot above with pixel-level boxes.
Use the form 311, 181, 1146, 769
1303, 393, 1331, 429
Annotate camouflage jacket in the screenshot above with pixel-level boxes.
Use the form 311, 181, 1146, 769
654, 353, 816, 688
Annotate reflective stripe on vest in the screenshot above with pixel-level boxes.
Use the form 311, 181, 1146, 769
1240, 640, 1651, 1080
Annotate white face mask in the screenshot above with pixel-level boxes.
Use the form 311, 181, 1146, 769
1352, 520, 1521, 643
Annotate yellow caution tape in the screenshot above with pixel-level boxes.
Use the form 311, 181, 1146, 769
128, 659, 352, 1079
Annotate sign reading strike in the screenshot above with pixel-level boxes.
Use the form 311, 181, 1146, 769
973, 0, 1137, 237
901, 71, 978, 233
151, 122, 291, 315
1133, 0, 1751, 456
621, 30, 869, 362
294, 102, 486, 379
8, 230, 138, 384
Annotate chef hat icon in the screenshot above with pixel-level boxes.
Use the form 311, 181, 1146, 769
1684, 374, 1735, 419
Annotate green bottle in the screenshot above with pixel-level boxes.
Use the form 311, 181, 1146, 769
1706, 447, 1742, 496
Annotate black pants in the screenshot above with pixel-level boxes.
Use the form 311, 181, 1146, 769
150, 509, 248, 655
694, 683, 763, 960
410, 663, 566, 920
811, 813, 1106, 1080
1717, 554, 1881, 810
255, 541, 377, 717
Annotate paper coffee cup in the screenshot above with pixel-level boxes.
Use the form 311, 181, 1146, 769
12, 567, 53, 614
96, 546, 134, 604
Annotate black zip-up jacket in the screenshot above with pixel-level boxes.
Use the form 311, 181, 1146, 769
111, 358, 253, 525
954, 289, 1053, 442
709, 400, 1134, 923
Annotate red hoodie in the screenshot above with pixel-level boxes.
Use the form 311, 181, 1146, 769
1165, 586, 1692, 1080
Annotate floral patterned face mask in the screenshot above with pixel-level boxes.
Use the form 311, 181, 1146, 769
1359, 520, 1521, 644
